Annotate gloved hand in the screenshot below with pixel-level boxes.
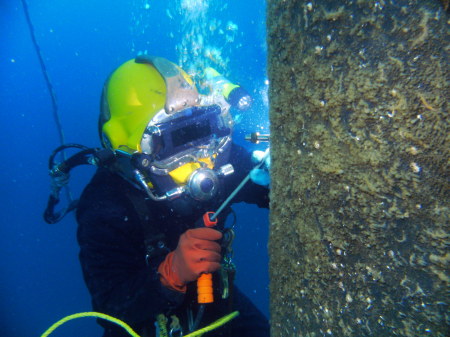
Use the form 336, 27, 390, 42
250, 148, 271, 187
158, 228, 223, 293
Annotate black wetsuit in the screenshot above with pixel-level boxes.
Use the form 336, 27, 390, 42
76, 144, 270, 337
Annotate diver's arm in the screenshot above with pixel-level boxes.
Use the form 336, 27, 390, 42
227, 143, 270, 208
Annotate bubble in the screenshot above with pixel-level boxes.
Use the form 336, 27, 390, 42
226, 21, 238, 31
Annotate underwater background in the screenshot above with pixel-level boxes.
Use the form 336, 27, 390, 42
0, 1, 270, 336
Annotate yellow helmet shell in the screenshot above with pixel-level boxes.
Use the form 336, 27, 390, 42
100, 59, 166, 152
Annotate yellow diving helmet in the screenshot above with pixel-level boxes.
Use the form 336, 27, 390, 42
100, 56, 199, 153
99, 56, 234, 202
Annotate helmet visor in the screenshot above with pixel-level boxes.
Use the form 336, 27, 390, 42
141, 105, 231, 161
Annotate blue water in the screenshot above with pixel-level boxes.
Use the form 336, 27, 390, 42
0, 1, 269, 336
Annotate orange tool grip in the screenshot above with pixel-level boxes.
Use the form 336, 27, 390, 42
197, 273, 214, 303
203, 211, 218, 227
196, 211, 217, 304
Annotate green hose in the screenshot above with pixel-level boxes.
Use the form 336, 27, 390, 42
184, 311, 240, 337
41, 310, 239, 337
40, 312, 140, 337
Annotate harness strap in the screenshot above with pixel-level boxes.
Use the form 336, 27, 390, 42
124, 188, 169, 264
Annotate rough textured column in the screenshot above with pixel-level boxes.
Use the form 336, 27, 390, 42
267, 1, 448, 336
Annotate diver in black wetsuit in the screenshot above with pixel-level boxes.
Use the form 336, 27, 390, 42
75, 56, 271, 337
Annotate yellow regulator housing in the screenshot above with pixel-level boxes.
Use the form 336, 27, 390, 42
169, 157, 215, 185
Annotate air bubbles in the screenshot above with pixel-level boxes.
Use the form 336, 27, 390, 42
226, 21, 238, 31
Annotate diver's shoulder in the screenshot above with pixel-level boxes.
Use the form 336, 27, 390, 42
87, 167, 121, 188
76, 168, 141, 229
77, 168, 129, 207
90, 167, 124, 186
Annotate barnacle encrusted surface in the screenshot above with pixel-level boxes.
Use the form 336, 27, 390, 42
267, 1, 448, 336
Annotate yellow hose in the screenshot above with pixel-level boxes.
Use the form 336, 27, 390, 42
184, 311, 239, 337
40, 312, 141, 337
41, 310, 239, 337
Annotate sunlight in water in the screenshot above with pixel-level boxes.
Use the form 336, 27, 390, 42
175, 0, 238, 79
180, 0, 209, 18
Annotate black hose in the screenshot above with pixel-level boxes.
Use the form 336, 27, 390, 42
56, 148, 98, 174
191, 304, 206, 332
44, 146, 115, 224
48, 143, 90, 169
44, 196, 78, 224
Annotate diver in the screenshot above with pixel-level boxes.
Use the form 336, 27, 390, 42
71, 56, 270, 337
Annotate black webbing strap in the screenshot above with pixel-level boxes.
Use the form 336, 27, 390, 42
124, 188, 169, 265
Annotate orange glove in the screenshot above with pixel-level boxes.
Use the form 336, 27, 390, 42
158, 228, 223, 293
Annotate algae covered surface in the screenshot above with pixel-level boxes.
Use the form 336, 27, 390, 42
267, 0, 448, 336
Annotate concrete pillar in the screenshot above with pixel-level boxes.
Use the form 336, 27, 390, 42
267, 1, 448, 336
